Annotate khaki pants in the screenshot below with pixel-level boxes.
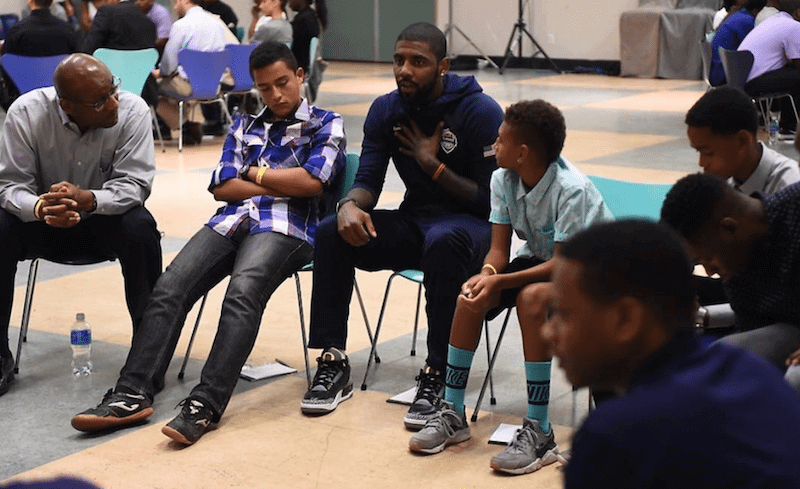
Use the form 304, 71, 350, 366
156, 75, 198, 130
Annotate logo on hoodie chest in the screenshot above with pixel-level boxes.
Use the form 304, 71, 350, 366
440, 128, 457, 154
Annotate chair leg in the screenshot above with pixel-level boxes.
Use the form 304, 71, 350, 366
353, 278, 378, 363
484, 318, 496, 406
472, 308, 512, 422
360, 272, 400, 391
150, 106, 165, 153
178, 293, 208, 380
410, 282, 422, 356
218, 98, 233, 127
14, 259, 40, 374
294, 272, 312, 388
178, 100, 184, 152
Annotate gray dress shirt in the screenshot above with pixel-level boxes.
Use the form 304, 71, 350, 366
0, 88, 155, 222
730, 143, 800, 196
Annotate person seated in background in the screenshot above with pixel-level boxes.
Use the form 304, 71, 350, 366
288, 0, 324, 72
301, 23, 503, 426
71, 42, 346, 446
0, 54, 162, 397
685, 86, 800, 306
135, 0, 172, 52
251, 0, 291, 45
545, 219, 800, 488
756, 0, 781, 24
154, 0, 227, 143
738, 0, 800, 135
408, 100, 611, 476
3, 0, 79, 56
201, 0, 237, 35
81, 0, 156, 55
712, 0, 742, 30
709, 0, 764, 86
661, 173, 800, 389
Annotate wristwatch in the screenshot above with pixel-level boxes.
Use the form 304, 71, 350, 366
336, 197, 357, 214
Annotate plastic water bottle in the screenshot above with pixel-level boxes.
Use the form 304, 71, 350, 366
769, 112, 780, 145
70, 313, 92, 376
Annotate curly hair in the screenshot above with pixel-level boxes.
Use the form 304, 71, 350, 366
685, 87, 759, 136
504, 100, 566, 165
561, 220, 696, 331
660, 173, 728, 240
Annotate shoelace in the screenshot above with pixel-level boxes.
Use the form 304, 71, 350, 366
175, 398, 208, 421
312, 358, 341, 388
414, 371, 444, 404
425, 407, 462, 436
509, 425, 536, 452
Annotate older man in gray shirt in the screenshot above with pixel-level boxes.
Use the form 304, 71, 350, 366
0, 53, 162, 396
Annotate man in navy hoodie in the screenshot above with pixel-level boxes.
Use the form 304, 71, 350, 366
301, 22, 503, 429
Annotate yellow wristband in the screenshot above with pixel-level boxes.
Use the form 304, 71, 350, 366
256, 166, 268, 185
432, 163, 446, 181
482, 263, 497, 275
34, 199, 43, 220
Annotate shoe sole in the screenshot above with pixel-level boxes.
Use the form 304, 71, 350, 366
300, 384, 353, 414
403, 414, 429, 431
161, 425, 196, 445
71, 407, 154, 432
408, 430, 471, 454
490, 448, 559, 475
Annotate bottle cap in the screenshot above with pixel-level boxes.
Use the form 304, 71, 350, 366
76, 313, 85, 321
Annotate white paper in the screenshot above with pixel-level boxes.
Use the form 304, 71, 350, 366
386, 386, 417, 405
240, 361, 297, 381
488, 423, 522, 445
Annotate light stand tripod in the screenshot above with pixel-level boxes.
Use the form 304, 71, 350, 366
443, 0, 498, 69
499, 0, 560, 74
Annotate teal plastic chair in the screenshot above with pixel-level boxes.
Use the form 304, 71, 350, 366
92, 48, 164, 152
0, 53, 68, 94
587, 175, 672, 220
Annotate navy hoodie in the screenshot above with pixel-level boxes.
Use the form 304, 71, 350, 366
354, 73, 503, 218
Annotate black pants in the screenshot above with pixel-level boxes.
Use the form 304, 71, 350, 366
0, 207, 162, 358
745, 65, 800, 132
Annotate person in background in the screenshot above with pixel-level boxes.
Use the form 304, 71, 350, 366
135, 0, 172, 51
545, 219, 800, 488
251, 0, 291, 46
287, 0, 325, 72
2, 0, 78, 56
709, 0, 765, 86
755, 0, 781, 24
201, 0, 237, 35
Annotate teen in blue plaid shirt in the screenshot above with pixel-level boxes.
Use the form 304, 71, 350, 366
72, 41, 346, 446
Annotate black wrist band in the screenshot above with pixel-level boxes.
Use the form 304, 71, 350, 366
336, 197, 357, 214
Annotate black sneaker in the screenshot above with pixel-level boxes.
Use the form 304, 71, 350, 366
404, 365, 445, 430
161, 397, 216, 445
0, 354, 15, 397
300, 347, 353, 415
71, 388, 154, 432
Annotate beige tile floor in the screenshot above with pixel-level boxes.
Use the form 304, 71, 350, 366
3, 62, 799, 488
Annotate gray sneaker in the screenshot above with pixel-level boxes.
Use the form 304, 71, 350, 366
490, 418, 560, 475
408, 400, 470, 454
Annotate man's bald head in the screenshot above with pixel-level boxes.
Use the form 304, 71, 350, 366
54, 54, 112, 102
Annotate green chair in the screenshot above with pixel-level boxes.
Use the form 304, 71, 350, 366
92, 48, 164, 152
587, 175, 671, 220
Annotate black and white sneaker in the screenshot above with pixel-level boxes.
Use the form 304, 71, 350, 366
71, 388, 154, 432
161, 397, 216, 445
403, 365, 445, 430
300, 347, 353, 415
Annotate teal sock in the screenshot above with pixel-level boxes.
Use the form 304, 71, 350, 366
525, 361, 551, 433
443, 345, 475, 417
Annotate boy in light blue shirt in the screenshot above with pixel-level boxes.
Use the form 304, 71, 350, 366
409, 100, 612, 475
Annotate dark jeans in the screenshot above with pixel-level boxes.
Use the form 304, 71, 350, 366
744, 65, 800, 132
308, 210, 492, 371
116, 224, 312, 419
0, 207, 162, 358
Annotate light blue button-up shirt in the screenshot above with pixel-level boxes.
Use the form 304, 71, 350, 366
489, 156, 612, 261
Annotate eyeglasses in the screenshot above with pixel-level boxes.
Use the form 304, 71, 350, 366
67, 76, 122, 111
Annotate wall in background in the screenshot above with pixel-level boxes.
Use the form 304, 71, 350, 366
0, 0, 640, 61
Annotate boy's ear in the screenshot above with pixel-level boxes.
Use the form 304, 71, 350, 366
518, 143, 529, 162
735, 129, 754, 149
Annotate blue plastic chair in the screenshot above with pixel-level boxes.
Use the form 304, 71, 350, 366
0, 53, 68, 94
588, 175, 672, 221
0, 13, 19, 40
224, 43, 258, 94
93, 48, 165, 152
167, 49, 232, 151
